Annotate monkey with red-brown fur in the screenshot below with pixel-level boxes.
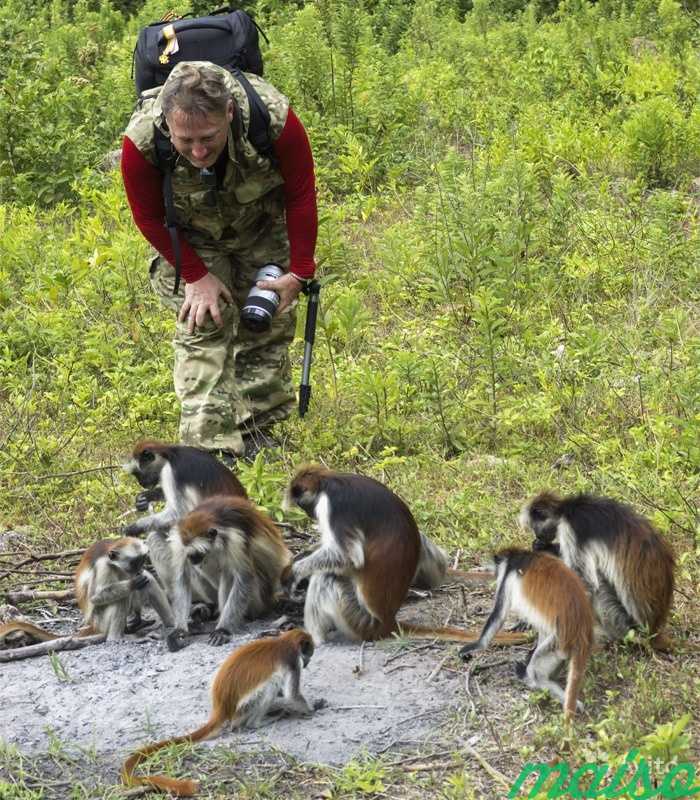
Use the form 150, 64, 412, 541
122, 440, 248, 624
283, 465, 529, 646
0, 538, 185, 652
122, 628, 320, 797
520, 491, 675, 650
172, 495, 292, 643
459, 548, 593, 718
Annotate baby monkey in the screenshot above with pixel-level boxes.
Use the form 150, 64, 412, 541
122, 628, 319, 796
459, 548, 593, 718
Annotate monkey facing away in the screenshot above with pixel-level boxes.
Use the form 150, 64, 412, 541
0, 538, 185, 652
169, 495, 292, 643
520, 492, 675, 650
283, 466, 529, 646
122, 628, 319, 797
459, 548, 593, 718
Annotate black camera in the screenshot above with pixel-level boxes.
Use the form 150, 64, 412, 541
240, 263, 283, 332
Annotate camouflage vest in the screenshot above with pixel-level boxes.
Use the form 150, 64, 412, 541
125, 62, 289, 242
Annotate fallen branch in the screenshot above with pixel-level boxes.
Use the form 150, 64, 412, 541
0, 633, 105, 662
463, 743, 511, 789
426, 653, 450, 683
8, 577, 74, 589
6, 589, 75, 604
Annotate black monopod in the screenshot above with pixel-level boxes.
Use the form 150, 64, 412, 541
298, 280, 321, 418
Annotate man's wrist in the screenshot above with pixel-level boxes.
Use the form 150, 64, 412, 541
289, 272, 313, 287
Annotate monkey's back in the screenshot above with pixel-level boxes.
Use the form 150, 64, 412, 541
328, 474, 421, 625
563, 494, 675, 632
211, 631, 307, 718
521, 552, 594, 661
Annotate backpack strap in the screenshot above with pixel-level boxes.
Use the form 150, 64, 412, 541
232, 68, 276, 165
153, 126, 183, 295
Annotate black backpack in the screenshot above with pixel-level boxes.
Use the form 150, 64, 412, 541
132, 7, 275, 293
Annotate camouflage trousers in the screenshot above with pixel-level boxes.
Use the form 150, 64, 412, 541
150, 221, 296, 455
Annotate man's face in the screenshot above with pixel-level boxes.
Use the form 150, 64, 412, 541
166, 101, 233, 169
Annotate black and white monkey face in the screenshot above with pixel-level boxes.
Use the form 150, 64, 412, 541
520, 498, 559, 544
184, 528, 218, 565
123, 448, 166, 489
108, 539, 148, 575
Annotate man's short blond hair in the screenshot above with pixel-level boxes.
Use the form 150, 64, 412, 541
161, 63, 231, 119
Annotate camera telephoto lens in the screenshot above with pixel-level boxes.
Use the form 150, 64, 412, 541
241, 263, 284, 332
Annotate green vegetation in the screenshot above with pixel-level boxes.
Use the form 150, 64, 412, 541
0, 0, 698, 797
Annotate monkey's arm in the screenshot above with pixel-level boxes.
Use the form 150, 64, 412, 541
135, 486, 165, 512
90, 578, 134, 607
270, 661, 313, 717
170, 564, 193, 632
459, 582, 510, 660
210, 569, 253, 645
141, 573, 187, 651
123, 507, 179, 537
289, 531, 364, 586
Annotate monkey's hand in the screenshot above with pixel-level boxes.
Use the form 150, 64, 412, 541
282, 565, 305, 599
509, 620, 531, 634
209, 627, 232, 647
130, 573, 150, 591
123, 522, 142, 538
532, 539, 560, 556
135, 487, 164, 511
165, 628, 188, 653
458, 643, 480, 661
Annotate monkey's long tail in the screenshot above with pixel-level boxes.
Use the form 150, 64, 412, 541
0, 622, 59, 642
396, 622, 531, 645
0, 621, 98, 644
563, 651, 587, 719
121, 713, 227, 797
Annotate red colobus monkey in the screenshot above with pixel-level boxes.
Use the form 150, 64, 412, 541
122, 441, 248, 622
122, 440, 247, 536
283, 466, 529, 646
459, 548, 593, 718
170, 496, 292, 644
0, 538, 185, 651
122, 628, 318, 797
520, 492, 675, 650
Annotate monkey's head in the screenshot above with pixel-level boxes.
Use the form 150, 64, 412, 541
283, 628, 315, 667
284, 465, 331, 517
123, 440, 170, 488
107, 538, 149, 576
519, 492, 562, 545
178, 508, 220, 565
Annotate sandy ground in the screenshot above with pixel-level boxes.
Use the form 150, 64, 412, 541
0, 600, 478, 768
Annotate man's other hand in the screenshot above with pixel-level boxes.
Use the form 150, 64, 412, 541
256, 272, 303, 315
178, 273, 233, 334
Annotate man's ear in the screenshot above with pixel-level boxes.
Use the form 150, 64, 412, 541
226, 98, 234, 124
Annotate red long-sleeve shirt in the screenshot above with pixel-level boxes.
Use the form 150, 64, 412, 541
121, 107, 317, 283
